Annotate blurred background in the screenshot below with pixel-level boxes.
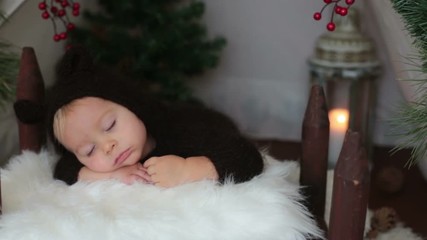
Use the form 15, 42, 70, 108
0, 0, 414, 163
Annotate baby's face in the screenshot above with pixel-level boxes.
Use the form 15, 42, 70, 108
55, 97, 151, 172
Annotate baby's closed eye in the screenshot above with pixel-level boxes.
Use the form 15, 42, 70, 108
105, 120, 116, 131
77, 144, 95, 157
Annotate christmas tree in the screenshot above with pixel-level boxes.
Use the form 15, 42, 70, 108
67, 0, 226, 102
390, 0, 427, 165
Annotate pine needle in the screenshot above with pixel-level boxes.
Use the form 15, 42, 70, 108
0, 41, 19, 109
390, 0, 427, 165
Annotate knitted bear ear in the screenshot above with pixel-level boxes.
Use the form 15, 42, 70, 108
56, 46, 94, 81
14, 99, 45, 124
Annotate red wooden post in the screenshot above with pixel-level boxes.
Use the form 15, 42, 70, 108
328, 130, 370, 240
2, 47, 45, 215
15, 47, 45, 152
300, 84, 329, 235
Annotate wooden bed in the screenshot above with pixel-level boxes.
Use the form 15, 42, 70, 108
1, 47, 370, 239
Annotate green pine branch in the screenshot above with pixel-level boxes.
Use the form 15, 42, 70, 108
0, 41, 19, 109
390, 0, 427, 165
67, 0, 226, 102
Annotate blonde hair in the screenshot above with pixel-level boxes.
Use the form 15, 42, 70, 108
52, 101, 80, 144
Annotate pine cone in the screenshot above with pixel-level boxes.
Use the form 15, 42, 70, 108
366, 207, 399, 239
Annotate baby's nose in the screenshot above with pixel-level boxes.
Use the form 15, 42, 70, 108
103, 140, 117, 154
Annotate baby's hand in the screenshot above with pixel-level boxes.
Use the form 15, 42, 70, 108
143, 155, 187, 188
143, 155, 218, 188
110, 163, 152, 185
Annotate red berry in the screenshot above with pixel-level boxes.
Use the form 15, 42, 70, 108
53, 34, 61, 42
335, 6, 342, 14
38, 2, 47, 10
65, 44, 73, 51
58, 9, 66, 17
73, 2, 80, 10
60, 32, 68, 40
313, 12, 322, 21
327, 22, 335, 31
67, 23, 76, 31
61, 0, 69, 7
345, 0, 355, 5
50, 6, 58, 13
324, 0, 332, 3
340, 7, 348, 16
72, 10, 80, 16
41, 11, 50, 19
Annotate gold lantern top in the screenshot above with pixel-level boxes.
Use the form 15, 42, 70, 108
309, 8, 380, 71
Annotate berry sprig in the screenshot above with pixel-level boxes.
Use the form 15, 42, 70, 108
313, 0, 355, 31
38, 0, 81, 42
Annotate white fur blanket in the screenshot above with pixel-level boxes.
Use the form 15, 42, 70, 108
0, 150, 323, 240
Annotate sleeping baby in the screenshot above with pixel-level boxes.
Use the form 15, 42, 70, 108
46, 46, 264, 187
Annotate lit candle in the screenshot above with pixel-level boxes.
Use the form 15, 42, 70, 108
328, 108, 349, 168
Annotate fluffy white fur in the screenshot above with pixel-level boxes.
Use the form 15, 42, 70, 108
0, 150, 323, 240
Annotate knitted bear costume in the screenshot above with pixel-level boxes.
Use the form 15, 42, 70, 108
46, 47, 264, 185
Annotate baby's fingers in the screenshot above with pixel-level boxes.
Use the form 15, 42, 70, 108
134, 168, 152, 183
143, 157, 159, 168
143, 162, 159, 176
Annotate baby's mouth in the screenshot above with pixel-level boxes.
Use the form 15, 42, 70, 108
115, 148, 131, 166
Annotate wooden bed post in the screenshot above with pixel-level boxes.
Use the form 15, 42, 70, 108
1, 47, 45, 215
15, 47, 45, 152
300, 84, 329, 235
328, 130, 370, 240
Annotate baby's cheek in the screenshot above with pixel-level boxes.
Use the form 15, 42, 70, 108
75, 156, 88, 167
85, 157, 107, 172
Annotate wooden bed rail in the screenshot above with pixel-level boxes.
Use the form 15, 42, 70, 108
0, 47, 45, 215
16, 47, 45, 152
329, 130, 370, 239
302, 85, 370, 239
300, 85, 329, 234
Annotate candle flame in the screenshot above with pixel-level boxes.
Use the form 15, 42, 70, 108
329, 108, 349, 130
337, 114, 347, 123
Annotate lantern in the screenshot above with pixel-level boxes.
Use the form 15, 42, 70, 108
308, 8, 381, 168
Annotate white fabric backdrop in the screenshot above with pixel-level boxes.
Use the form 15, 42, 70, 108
366, 0, 424, 101
192, 0, 406, 146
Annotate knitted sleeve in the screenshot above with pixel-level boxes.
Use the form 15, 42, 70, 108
149, 104, 264, 183
206, 134, 264, 183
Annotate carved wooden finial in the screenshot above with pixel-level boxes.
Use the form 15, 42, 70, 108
300, 84, 330, 235
328, 130, 370, 240
15, 47, 45, 152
